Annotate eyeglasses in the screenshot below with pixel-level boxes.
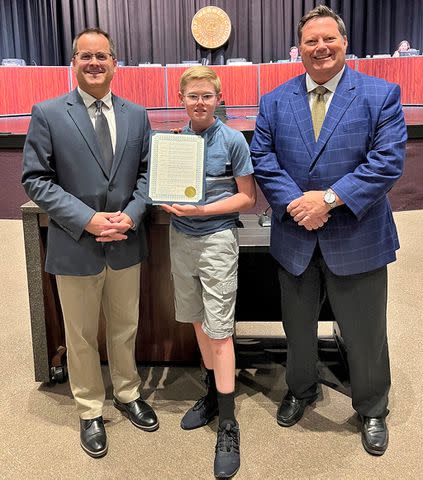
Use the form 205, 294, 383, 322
184, 93, 219, 104
74, 52, 114, 62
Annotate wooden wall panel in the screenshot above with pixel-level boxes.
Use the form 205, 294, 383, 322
166, 65, 259, 108
0, 67, 70, 115
70, 67, 166, 108
356, 57, 423, 104
259, 63, 305, 96
1, 59, 422, 117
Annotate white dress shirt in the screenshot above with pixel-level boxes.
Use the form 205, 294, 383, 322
77, 87, 117, 153
305, 66, 345, 113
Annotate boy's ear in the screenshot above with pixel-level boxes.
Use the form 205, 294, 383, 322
178, 91, 184, 104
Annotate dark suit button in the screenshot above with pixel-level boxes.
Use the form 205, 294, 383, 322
108, 185, 113, 191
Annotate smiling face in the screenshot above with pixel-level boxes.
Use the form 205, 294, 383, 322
72, 32, 117, 99
179, 79, 222, 132
290, 46, 299, 60
299, 16, 347, 84
398, 41, 410, 52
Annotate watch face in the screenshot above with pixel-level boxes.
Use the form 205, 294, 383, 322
325, 191, 336, 204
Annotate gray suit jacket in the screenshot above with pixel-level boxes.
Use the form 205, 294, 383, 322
22, 89, 150, 275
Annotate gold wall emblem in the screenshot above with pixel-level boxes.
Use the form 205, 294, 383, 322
191, 6, 232, 49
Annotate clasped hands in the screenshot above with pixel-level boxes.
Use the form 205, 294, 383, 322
85, 211, 134, 242
287, 191, 330, 231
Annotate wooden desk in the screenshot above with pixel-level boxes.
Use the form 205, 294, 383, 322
22, 202, 347, 386
2, 58, 422, 115
22, 202, 198, 383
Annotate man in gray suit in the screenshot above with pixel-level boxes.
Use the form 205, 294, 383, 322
22, 28, 158, 458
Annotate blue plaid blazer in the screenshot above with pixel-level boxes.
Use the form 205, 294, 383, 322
250, 66, 407, 276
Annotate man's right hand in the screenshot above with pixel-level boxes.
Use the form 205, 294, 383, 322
85, 212, 122, 236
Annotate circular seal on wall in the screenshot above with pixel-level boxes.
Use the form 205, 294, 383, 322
191, 6, 232, 49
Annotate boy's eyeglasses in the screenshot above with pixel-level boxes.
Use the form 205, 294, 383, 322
184, 93, 219, 104
74, 52, 114, 62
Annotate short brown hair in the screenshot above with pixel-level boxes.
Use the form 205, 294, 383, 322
297, 5, 347, 42
179, 66, 221, 94
72, 27, 116, 59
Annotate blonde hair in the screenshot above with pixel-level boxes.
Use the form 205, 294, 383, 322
179, 66, 221, 94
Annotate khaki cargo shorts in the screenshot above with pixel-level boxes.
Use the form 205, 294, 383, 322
169, 226, 239, 339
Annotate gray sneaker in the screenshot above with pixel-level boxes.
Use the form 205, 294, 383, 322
180, 395, 218, 430
214, 420, 240, 478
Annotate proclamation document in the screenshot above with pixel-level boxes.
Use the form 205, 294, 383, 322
147, 132, 205, 204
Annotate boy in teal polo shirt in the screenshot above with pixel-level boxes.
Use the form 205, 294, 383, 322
161, 66, 256, 478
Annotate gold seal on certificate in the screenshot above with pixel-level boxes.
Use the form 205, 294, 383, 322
184, 186, 197, 198
148, 132, 205, 204
191, 6, 232, 49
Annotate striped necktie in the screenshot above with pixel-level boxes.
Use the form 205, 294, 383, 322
311, 86, 328, 140
94, 100, 113, 173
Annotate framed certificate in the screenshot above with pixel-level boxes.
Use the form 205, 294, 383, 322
147, 131, 205, 204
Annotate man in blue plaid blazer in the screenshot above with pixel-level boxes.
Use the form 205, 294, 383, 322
251, 6, 406, 456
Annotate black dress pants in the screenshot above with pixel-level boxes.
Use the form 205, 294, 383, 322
278, 248, 390, 418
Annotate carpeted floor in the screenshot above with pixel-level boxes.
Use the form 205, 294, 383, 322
0, 212, 422, 479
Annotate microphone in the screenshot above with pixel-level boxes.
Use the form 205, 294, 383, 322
258, 205, 271, 227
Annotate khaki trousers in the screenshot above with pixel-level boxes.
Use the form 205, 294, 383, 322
56, 263, 141, 419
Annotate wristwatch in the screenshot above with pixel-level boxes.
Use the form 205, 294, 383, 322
323, 188, 338, 209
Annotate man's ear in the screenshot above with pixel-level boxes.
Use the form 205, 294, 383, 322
343, 36, 348, 52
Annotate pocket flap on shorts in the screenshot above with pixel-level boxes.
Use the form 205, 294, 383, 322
219, 277, 238, 295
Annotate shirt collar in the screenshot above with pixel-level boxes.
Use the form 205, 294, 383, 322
306, 66, 345, 94
185, 116, 222, 137
77, 87, 113, 110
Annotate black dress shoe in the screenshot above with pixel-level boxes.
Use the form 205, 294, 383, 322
361, 416, 388, 455
113, 396, 159, 431
277, 391, 318, 427
80, 416, 108, 458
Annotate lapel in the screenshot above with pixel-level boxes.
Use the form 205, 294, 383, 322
110, 95, 128, 181
312, 66, 357, 163
66, 89, 109, 177
290, 75, 315, 159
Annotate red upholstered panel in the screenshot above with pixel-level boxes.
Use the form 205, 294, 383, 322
0, 67, 70, 115
356, 57, 423, 104
166, 65, 259, 108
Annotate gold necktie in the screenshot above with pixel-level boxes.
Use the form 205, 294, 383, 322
311, 86, 328, 140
